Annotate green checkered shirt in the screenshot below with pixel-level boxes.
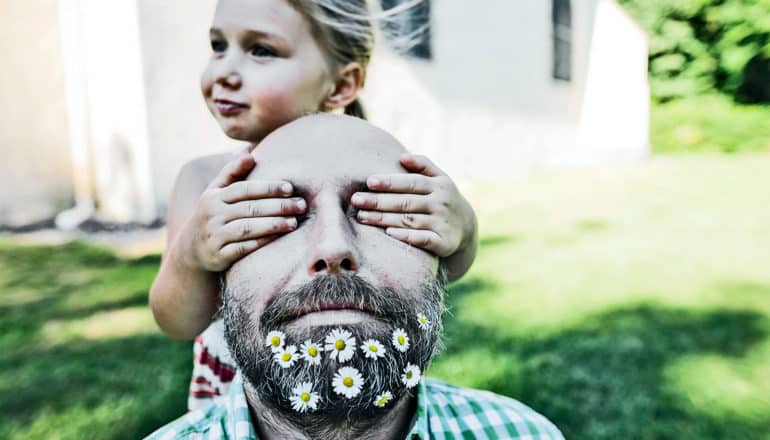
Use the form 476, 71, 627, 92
146, 374, 563, 439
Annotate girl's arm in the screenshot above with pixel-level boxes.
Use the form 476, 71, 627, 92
150, 155, 305, 339
351, 153, 478, 282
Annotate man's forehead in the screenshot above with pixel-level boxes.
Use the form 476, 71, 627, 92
249, 115, 407, 187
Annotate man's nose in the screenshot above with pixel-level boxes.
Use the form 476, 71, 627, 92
307, 202, 360, 276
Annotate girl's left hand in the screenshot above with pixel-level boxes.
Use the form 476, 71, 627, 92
351, 153, 471, 257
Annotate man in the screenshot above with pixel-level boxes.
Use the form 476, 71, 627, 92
148, 115, 563, 439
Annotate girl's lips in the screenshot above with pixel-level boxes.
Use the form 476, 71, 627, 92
214, 99, 249, 116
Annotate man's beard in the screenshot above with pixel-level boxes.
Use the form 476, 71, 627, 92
222, 271, 445, 434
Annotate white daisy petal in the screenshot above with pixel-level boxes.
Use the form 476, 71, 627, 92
332, 366, 365, 398
274, 345, 298, 368
401, 363, 421, 388
299, 339, 324, 365
417, 313, 431, 330
360, 339, 386, 359
289, 381, 320, 413
324, 328, 357, 362
265, 330, 286, 352
391, 328, 410, 352
373, 391, 393, 408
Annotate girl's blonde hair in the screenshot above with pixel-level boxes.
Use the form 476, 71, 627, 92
288, 0, 430, 119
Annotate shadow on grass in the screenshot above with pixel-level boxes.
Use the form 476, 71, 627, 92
0, 241, 187, 439
0, 334, 191, 439
438, 301, 770, 440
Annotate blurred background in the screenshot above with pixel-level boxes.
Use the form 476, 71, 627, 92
0, 0, 768, 438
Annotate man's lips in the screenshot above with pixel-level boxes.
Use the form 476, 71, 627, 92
284, 302, 376, 324
213, 98, 249, 116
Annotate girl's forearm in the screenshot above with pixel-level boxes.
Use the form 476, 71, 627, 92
444, 208, 478, 282
149, 236, 220, 340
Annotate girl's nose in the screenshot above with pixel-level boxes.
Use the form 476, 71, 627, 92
212, 54, 242, 90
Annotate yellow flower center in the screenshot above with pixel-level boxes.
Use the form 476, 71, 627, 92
369, 344, 378, 352
308, 347, 318, 357
406, 371, 413, 379
281, 353, 292, 362
271, 336, 281, 347
343, 377, 354, 387
378, 396, 389, 406
397, 335, 405, 345
335, 340, 346, 350
300, 392, 311, 402
419, 317, 427, 324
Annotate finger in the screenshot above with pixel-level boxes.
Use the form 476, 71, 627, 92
224, 198, 306, 222
365, 174, 432, 194
357, 211, 433, 230
220, 180, 293, 203
350, 193, 431, 213
220, 217, 297, 243
399, 153, 446, 177
218, 236, 277, 262
208, 155, 256, 189
385, 228, 443, 254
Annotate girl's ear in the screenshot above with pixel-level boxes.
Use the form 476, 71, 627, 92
323, 62, 364, 111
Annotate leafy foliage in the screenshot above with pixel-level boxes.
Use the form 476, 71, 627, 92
619, 0, 770, 102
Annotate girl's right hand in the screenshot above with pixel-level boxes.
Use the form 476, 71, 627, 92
181, 154, 306, 272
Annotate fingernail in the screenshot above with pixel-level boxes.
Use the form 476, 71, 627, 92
358, 211, 370, 221
281, 183, 292, 194
295, 199, 306, 210
368, 177, 381, 187
351, 194, 364, 205
386, 228, 404, 239
287, 218, 297, 229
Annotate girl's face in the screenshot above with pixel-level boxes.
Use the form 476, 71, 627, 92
201, 0, 334, 142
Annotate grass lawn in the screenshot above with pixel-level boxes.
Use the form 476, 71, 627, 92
2, 155, 770, 439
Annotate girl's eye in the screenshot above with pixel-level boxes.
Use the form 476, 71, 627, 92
249, 44, 277, 58
210, 39, 227, 53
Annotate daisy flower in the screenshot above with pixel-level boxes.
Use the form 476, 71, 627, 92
265, 330, 286, 353
299, 339, 324, 365
325, 328, 356, 362
289, 381, 320, 413
274, 345, 298, 368
373, 391, 393, 408
360, 339, 386, 360
401, 363, 421, 388
416, 313, 431, 330
391, 328, 410, 352
332, 366, 364, 398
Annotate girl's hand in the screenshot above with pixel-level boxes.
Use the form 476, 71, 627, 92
180, 155, 307, 271
351, 153, 472, 258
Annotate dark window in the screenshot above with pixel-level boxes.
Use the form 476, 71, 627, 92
380, 0, 432, 60
552, 0, 572, 81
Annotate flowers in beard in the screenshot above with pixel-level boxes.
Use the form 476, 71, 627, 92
299, 339, 324, 365
289, 382, 320, 413
325, 328, 356, 362
416, 313, 431, 330
360, 338, 386, 360
401, 363, 421, 389
392, 328, 410, 352
373, 391, 393, 408
265, 330, 286, 352
332, 366, 365, 398
274, 345, 298, 368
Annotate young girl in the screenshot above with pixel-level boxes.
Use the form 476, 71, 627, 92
149, 0, 478, 411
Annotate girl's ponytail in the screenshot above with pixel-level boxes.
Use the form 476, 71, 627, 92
344, 98, 367, 120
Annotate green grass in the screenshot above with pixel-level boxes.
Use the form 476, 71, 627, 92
651, 95, 770, 154
2, 156, 770, 439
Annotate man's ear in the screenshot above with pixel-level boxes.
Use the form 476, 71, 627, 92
322, 62, 364, 111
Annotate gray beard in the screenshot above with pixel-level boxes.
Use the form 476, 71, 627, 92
222, 271, 446, 439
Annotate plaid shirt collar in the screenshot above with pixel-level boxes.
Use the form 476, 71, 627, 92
148, 373, 563, 439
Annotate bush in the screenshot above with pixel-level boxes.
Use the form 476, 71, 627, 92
619, 0, 770, 102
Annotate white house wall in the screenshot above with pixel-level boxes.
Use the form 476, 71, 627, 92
0, 0, 73, 226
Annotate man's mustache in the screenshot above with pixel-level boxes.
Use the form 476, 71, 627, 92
259, 274, 412, 331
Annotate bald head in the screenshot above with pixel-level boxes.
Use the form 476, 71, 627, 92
249, 114, 407, 184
